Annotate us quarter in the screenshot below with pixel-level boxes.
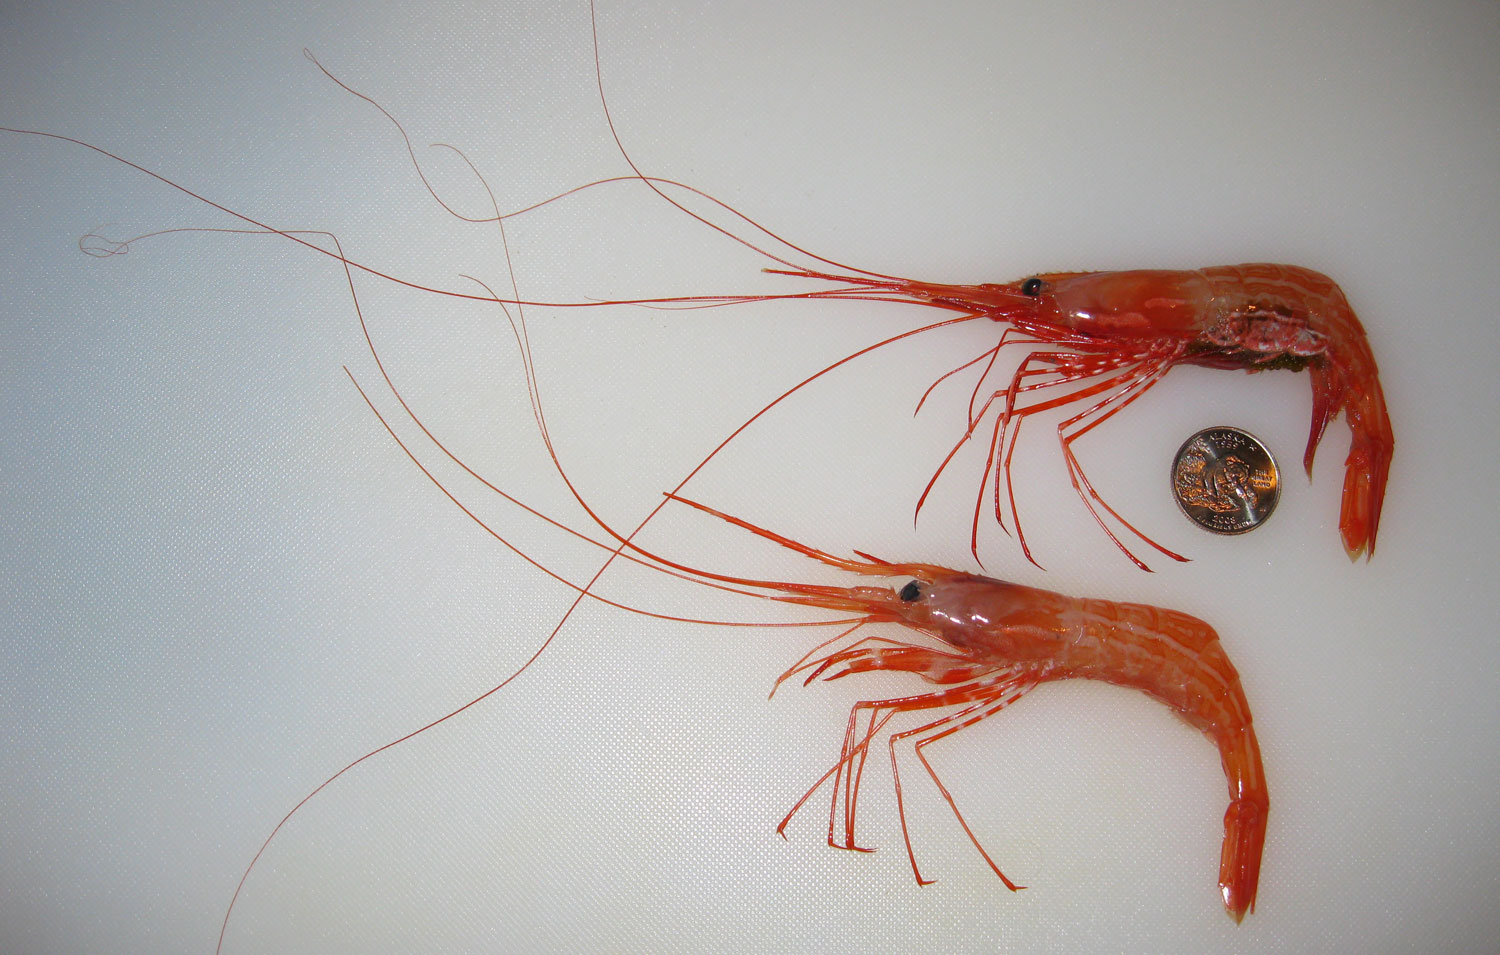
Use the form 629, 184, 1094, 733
1171, 427, 1280, 535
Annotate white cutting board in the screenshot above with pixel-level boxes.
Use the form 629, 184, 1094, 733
3, 1, 1496, 952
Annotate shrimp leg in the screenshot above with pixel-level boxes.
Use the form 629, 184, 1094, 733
1053, 353, 1186, 569
975, 341, 1188, 569
893, 683, 1036, 889
772, 634, 1036, 887
823, 678, 1033, 886
975, 351, 1151, 565
801, 636, 1034, 889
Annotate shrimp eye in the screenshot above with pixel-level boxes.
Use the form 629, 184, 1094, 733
898, 581, 923, 602
1021, 277, 1046, 296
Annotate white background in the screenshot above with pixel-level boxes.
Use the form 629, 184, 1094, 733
3, 1, 1497, 953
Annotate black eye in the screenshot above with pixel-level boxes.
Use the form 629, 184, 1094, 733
1021, 277, 1045, 296
898, 581, 922, 602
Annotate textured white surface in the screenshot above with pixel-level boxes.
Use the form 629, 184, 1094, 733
3, 1, 1497, 953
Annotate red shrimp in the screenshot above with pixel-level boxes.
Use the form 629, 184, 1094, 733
760, 263, 1394, 570
569, 1, 1394, 571
666, 495, 1270, 923
337, 366, 1269, 924
1, 19, 1395, 574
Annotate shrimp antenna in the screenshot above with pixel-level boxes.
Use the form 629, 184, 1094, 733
584, 0, 905, 283
663, 492, 918, 580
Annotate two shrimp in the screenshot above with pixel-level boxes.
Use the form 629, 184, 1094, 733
10, 19, 1382, 936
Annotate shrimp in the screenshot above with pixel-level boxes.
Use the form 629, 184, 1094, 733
764, 263, 1394, 570
567, 1, 1394, 571
336, 365, 1269, 924
1, 19, 1395, 574
664, 495, 1270, 923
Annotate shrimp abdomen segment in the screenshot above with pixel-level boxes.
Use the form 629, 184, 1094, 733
1064, 597, 1267, 921
1064, 599, 1248, 725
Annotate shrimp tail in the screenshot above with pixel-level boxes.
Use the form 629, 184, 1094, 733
1219, 796, 1267, 923
1337, 375, 1393, 561
1304, 357, 1393, 561
1216, 728, 1269, 923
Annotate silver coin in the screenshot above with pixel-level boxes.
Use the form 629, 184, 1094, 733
1171, 427, 1280, 535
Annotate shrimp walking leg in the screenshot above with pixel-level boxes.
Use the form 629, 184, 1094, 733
1052, 356, 1187, 570
948, 347, 1174, 567
772, 632, 1039, 888
896, 687, 1035, 890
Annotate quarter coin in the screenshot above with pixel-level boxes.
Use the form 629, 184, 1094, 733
1171, 427, 1280, 535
